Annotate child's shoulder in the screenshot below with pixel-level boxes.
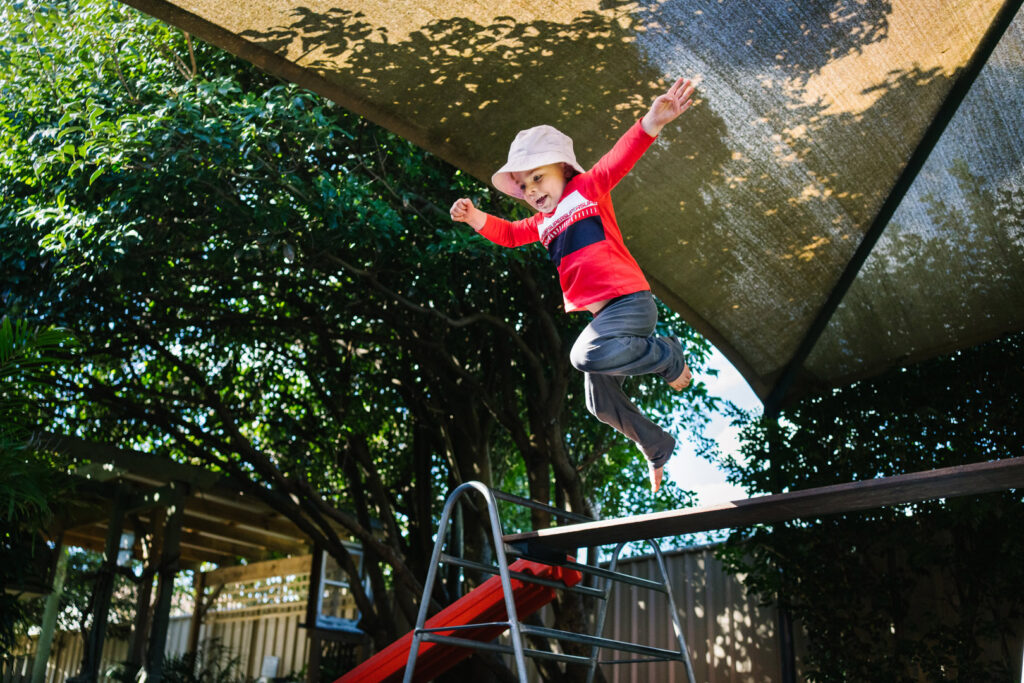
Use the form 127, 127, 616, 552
563, 171, 591, 194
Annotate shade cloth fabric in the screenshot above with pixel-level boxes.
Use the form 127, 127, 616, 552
119, 0, 1024, 407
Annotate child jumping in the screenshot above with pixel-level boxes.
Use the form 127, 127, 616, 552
449, 78, 696, 492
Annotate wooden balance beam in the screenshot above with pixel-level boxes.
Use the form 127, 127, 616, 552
504, 457, 1024, 551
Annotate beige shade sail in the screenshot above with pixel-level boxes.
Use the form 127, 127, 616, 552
119, 0, 1024, 411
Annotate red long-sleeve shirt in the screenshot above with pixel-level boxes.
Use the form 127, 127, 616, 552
478, 120, 655, 312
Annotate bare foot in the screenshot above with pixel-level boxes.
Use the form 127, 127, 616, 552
668, 362, 692, 391
648, 463, 664, 492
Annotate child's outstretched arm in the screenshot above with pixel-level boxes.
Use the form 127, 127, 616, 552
449, 197, 487, 231
586, 77, 696, 195
451, 196, 543, 248
641, 77, 696, 137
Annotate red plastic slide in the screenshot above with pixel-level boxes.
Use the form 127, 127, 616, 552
336, 559, 582, 683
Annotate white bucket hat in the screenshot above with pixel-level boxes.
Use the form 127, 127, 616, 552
491, 125, 586, 199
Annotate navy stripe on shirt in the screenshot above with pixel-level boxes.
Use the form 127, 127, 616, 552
547, 216, 605, 267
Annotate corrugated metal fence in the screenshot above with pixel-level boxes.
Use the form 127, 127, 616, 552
595, 546, 799, 683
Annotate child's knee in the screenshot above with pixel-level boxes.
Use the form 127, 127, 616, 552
569, 341, 593, 373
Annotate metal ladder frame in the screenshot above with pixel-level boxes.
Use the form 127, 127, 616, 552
403, 481, 696, 683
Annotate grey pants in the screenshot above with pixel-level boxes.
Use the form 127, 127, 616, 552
569, 291, 687, 468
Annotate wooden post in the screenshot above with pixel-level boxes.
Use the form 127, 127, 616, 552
31, 543, 68, 683
307, 631, 322, 683
146, 483, 186, 683
125, 520, 155, 683
306, 548, 324, 683
186, 570, 207, 658
70, 488, 127, 683
127, 572, 154, 676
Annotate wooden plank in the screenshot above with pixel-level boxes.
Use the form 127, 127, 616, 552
61, 518, 290, 566
155, 511, 309, 555
185, 495, 303, 538
177, 528, 276, 559
60, 528, 230, 565
204, 554, 314, 586
49, 432, 222, 490
504, 457, 1024, 550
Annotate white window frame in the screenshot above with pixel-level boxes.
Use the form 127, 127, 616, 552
314, 542, 370, 631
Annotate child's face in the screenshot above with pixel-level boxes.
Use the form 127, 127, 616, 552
512, 163, 569, 213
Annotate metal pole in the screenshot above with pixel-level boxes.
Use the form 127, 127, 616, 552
404, 482, 531, 683
477, 484, 530, 683
585, 542, 624, 683
765, 416, 797, 683
649, 541, 696, 683
403, 483, 469, 683
452, 503, 464, 599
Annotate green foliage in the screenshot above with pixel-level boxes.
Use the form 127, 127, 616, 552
12, 547, 140, 661
0, 318, 76, 514
0, 0, 717, 662
0, 316, 77, 655
119, 638, 243, 683
160, 641, 242, 683
718, 331, 1024, 681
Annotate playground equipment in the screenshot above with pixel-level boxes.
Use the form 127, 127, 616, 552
337, 456, 1024, 682
506, 455, 1024, 550
337, 555, 583, 683
335, 481, 698, 683
402, 482, 697, 683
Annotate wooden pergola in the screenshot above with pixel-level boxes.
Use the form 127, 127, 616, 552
53, 434, 311, 567
32, 433, 329, 683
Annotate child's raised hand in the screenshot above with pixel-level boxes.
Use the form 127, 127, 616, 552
641, 77, 696, 137
450, 197, 473, 221
450, 197, 486, 230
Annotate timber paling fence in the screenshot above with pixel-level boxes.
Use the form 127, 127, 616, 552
1, 656, 33, 683
4, 608, 310, 683
4, 571, 312, 683
3, 545, 794, 683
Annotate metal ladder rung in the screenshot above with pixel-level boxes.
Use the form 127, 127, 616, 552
599, 656, 679, 666
439, 553, 606, 598
417, 621, 511, 635
419, 632, 594, 666
505, 549, 668, 593
489, 489, 595, 524
563, 558, 667, 593
519, 624, 685, 662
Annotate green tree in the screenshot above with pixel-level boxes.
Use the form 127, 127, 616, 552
718, 331, 1024, 681
59, 548, 137, 648
0, 317, 77, 655
0, 1, 716, 678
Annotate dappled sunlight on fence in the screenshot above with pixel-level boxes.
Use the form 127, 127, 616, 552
599, 545, 799, 683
